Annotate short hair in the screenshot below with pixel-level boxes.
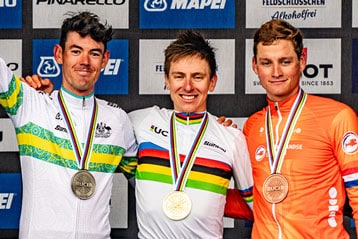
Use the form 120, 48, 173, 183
253, 19, 304, 61
59, 11, 113, 52
164, 30, 217, 79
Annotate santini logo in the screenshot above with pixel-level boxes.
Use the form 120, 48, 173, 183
203, 140, 226, 152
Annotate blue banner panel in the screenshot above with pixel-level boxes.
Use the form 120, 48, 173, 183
140, 0, 235, 29
0, 0, 22, 29
0, 173, 22, 229
353, 39, 358, 93
32, 39, 129, 95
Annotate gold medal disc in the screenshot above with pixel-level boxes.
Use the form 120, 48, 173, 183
71, 170, 96, 200
262, 174, 288, 204
163, 191, 192, 220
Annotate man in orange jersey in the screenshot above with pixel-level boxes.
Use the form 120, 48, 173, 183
243, 19, 358, 238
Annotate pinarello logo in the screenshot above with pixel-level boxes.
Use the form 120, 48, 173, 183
342, 131, 358, 155
255, 145, 266, 161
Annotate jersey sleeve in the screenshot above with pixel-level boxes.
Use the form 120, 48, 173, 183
0, 57, 21, 115
118, 110, 138, 179
333, 106, 358, 230
231, 128, 253, 208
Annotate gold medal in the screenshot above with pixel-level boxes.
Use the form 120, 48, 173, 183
71, 170, 96, 200
163, 191, 192, 220
262, 174, 288, 204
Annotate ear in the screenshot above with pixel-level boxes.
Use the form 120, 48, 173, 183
102, 50, 110, 69
252, 56, 258, 75
164, 74, 170, 90
208, 74, 218, 92
54, 44, 63, 64
299, 50, 307, 73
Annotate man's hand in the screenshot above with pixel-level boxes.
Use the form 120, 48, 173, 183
20, 75, 54, 94
217, 116, 238, 128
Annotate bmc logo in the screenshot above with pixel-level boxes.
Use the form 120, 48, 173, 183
0, 193, 15, 209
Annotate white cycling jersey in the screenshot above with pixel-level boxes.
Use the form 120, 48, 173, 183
129, 106, 253, 239
0, 58, 137, 239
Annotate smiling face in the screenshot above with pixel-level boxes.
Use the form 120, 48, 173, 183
165, 55, 217, 113
54, 31, 109, 96
252, 39, 306, 102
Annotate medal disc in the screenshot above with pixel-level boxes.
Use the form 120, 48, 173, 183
262, 174, 288, 204
71, 170, 96, 200
163, 191, 192, 220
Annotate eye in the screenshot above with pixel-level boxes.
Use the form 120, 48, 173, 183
173, 74, 184, 80
90, 51, 102, 58
71, 49, 81, 55
193, 75, 204, 81
260, 60, 271, 66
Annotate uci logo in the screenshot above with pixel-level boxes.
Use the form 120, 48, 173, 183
150, 125, 168, 137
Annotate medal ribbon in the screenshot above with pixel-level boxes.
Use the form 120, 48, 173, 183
265, 88, 307, 174
169, 112, 209, 192
58, 90, 98, 170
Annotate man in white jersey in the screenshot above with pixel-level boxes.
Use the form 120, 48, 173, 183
128, 30, 253, 238
0, 11, 137, 239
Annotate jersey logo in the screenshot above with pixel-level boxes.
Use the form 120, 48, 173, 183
255, 145, 266, 161
342, 132, 358, 155
96, 122, 112, 138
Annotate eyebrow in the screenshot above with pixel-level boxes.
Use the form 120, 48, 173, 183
68, 44, 103, 53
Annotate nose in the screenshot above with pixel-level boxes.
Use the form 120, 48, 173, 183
80, 53, 90, 65
272, 64, 282, 77
183, 78, 193, 91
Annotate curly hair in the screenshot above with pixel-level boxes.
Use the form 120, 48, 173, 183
59, 11, 113, 52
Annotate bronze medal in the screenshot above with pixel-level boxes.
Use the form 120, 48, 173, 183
71, 170, 96, 200
262, 174, 288, 204
163, 191, 192, 221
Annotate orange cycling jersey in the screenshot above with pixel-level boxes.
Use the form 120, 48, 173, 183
243, 90, 358, 239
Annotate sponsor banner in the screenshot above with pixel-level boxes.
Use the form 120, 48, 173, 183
109, 173, 128, 228
353, 0, 358, 28
246, 0, 341, 28
0, 0, 22, 29
139, 0, 235, 29
139, 39, 235, 94
0, 118, 18, 152
32, 39, 129, 95
0, 40, 22, 77
245, 38, 341, 94
0, 173, 22, 229
33, 0, 128, 29
353, 39, 358, 93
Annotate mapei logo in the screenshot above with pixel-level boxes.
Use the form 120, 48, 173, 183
37, 56, 60, 78
144, 0, 226, 11
0, 0, 17, 7
0, 193, 15, 209
144, 0, 167, 11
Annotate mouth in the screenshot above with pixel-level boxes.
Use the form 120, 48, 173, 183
180, 94, 196, 100
269, 79, 288, 84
